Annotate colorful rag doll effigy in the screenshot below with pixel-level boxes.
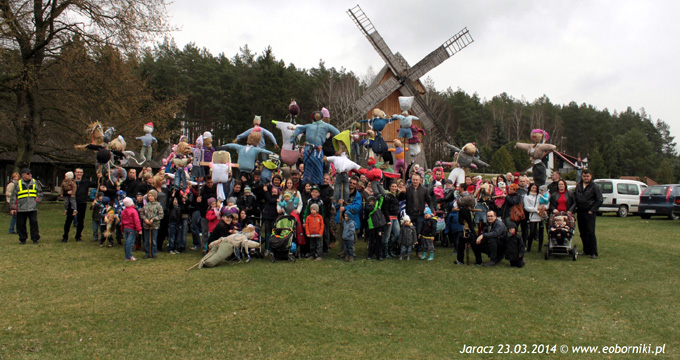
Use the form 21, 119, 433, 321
209, 150, 233, 203
219, 125, 273, 175
444, 142, 489, 186
393, 96, 420, 143
234, 115, 278, 153
75, 122, 129, 185
327, 130, 361, 201
135, 122, 157, 163
291, 111, 340, 185
514, 129, 556, 187
272, 119, 301, 166
355, 157, 401, 196
187, 227, 259, 270
360, 108, 398, 164
200, 131, 215, 175
164, 136, 194, 190
349, 122, 365, 162
272, 100, 303, 166
407, 123, 426, 160
388, 139, 407, 178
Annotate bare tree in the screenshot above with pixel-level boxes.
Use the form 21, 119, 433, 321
1, 0, 172, 170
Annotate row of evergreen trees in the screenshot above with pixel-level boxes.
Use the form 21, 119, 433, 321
2, 38, 677, 183
136, 40, 678, 183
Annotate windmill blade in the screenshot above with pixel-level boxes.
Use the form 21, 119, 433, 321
347, 5, 405, 75
400, 82, 452, 142
406, 27, 474, 82
354, 76, 402, 117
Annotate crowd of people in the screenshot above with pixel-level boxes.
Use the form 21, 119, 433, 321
6, 155, 604, 266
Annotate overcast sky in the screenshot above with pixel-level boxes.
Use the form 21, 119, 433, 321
167, 0, 680, 150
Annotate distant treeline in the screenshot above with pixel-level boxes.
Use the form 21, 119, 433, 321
2, 38, 677, 182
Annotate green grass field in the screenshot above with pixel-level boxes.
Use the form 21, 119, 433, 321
1, 202, 678, 359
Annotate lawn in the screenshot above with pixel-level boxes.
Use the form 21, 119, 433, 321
1, 202, 678, 359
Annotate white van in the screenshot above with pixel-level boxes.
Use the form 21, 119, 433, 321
594, 179, 647, 217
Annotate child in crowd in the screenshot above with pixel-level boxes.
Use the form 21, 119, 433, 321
61, 171, 77, 216
420, 206, 437, 261
504, 222, 525, 268
120, 197, 142, 261
304, 203, 324, 261
366, 196, 386, 260
341, 211, 356, 262
113, 190, 126, 246
141, 189, 164, 259
134, 193, 145, 250
167, 196, 182, 254
99, 197, 115, 247
444, 200, 463, 256
90, 192, 104, 243
277, 192, 297, 215
398, 215, 417, 260
433, 181, 444, 200
229, 213, 242, 234
242, 186, 257, 217
550, 215, 571, 245
205, 197, 221, 235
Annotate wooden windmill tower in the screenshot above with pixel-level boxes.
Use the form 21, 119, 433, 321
346, 4, 473, 166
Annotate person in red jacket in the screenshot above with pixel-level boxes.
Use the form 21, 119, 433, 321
305, 203, 325, 261
120, 197, 142, 261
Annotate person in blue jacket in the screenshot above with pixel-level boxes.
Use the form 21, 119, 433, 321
334, 176, 362, 257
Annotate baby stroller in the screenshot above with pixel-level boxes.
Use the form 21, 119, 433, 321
268, 214, 297, 263
545, 211, 577, 261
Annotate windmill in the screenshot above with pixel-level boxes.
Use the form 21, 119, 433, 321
345, 4, 474, 152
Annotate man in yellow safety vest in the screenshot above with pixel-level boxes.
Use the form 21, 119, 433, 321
10, 168, 43, 244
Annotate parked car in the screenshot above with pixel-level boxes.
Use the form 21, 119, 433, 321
638, 184, 680, 220
673, 196, 680, 219
594, 179, 647, 217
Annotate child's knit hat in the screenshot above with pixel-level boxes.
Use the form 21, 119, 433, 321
401, 215, 411, 225
123, 197, 134, 208
65, 171, 74, 179
147, 189, 158, 199
102, 196, 110, 205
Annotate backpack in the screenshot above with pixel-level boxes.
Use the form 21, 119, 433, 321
510, 203, 526, 223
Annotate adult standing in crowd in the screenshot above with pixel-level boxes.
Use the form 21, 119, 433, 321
405, 172, 433, 255
549, 179, 575, 214
574, 170, 602, 259
198, 176, 217, 250
122, 168, 141, 198
335, 176, 362, 258
547, 171, 561, 195
6, 172, 19, 234
62, 168, 96, 242
10, 168, 42, 244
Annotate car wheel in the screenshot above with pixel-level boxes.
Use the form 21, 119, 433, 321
669, 213, 679, 220
641, 214, 651, 219
617, 205, 629, 218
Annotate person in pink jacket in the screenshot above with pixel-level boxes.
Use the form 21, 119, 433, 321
120, 197, 142, 261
